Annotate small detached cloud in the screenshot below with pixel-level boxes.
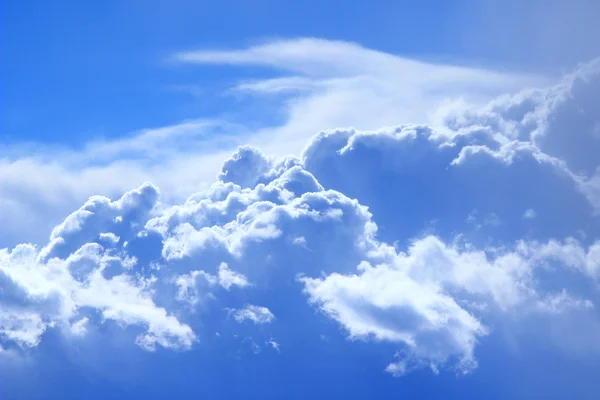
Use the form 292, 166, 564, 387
267, 337, 281, 353
230, 305, 275, 325
523, 209, 537, 219
217, 263, 250, 290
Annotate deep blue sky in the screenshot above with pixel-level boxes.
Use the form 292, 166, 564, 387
3, 0, 460, 143
3, 0, 598, 145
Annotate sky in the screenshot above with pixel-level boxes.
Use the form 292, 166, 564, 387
1, 1, 600, 399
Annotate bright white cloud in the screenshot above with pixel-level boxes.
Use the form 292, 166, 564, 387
0, 123, 236, 248
217, 263, 250, 290
302, 232, 599, 374
70, 317, 89, 337
3, 113, 599, 372
528, 238, 600, 279
0, 186, 197, 351
1, 47, 599, 379
302, 261, 487, 374
231, 305, 275, 325
267, 337, 280, 352
0, 310, 47, 348
440, 58, 600, 211
2, 121, 599, 375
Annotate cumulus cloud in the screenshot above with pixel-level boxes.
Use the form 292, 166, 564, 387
1, 59, 599, 378
302, 262, 487, 374
528, 238, 600, 279
0, 186, 196, 351
302, 232, 600, 374
0, 310, 46, 348
0, 122, 238, 248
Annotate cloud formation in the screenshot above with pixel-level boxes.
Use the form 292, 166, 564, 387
1, 48, 599, 379
0, 39, 546, 248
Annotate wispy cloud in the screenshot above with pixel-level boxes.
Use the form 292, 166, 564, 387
0, 120, 239, 246
175, 38, 547, 155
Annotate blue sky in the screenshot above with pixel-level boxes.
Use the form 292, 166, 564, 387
1, 1, 600, 399
3, 0, 599, 145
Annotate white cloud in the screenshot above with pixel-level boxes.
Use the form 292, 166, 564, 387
174, 270, 216, 306
3, 45, 595, 257
231, 305, 275, 324
267, 338, 280, 353
0, 203, 196, 351
175, 38, 539, 89
2, 118, 599, 374
1, 54, 599, 378
0, 39, 550, 248
174, 263, 249, 306
99, 232, 120, 245
0, 122, 236, 248
77, 271, 195, 352
523, 209, 537, 219
301, 232, 599, 374
302, 261, 487, 374
70, 317, 89, 337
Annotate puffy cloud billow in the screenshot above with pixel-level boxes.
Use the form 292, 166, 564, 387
1, 60, 599, 377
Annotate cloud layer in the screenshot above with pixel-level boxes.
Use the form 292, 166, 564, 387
1, 44, 599, 380
0, 38, 547, 248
